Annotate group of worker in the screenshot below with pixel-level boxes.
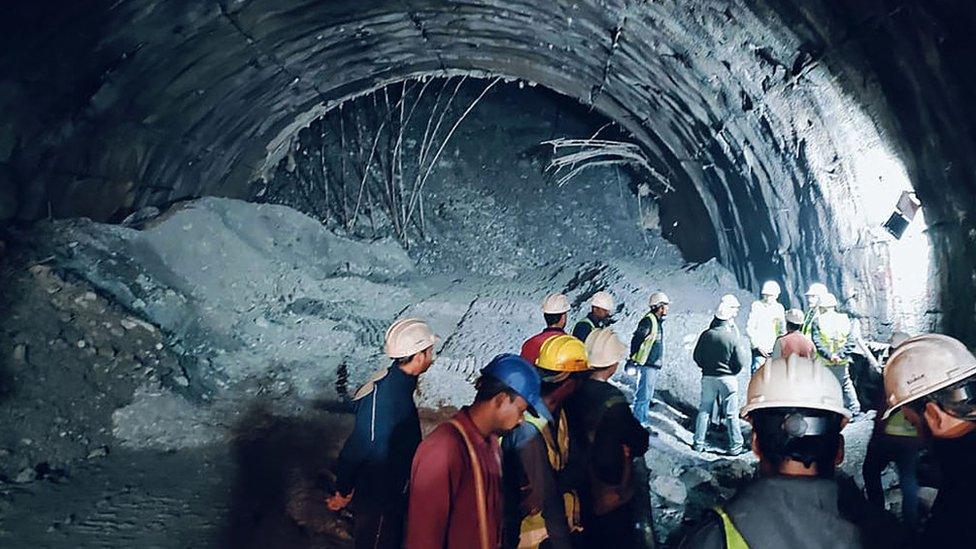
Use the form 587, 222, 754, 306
326, 285, 976, 548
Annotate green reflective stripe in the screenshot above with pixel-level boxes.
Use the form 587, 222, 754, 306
713, 506, 749, 549
631, 313, 659, 364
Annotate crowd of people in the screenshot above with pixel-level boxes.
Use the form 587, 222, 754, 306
324, 284, 976, 548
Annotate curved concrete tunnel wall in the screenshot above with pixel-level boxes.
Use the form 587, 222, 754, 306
2, 0, 975, 342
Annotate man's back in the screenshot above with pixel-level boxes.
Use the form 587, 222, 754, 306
693, 322, 746, 377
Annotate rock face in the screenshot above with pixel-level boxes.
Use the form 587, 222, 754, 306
2, 0, 972, 341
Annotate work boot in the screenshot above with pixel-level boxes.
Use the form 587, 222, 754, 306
692, 443, 705, 453
727, 446, 749, 457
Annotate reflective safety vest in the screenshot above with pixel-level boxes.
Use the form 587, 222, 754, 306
801, 309, 819, 336
713, 506, 749, 549
519, 410, 582, 548
814, 311, 853, 364
883, 409, 919, 438
630, 312, 660, 365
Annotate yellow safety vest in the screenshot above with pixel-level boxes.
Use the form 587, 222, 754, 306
713, 506, 749, 549
884, 409, 919, 438
630, 312, 660, 365
801, 309, 819, 336
519, 410, 582, 548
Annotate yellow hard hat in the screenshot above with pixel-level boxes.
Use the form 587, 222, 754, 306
537, 335, 589, 373
882, 333, 976, 420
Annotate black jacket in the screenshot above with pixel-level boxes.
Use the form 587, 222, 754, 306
924, 431, 976, 547
680, 476, 906, 549
572, 312, 611, 343
693, 319, 750, 377
629, 314, 665, 368
334, 363, 421, 513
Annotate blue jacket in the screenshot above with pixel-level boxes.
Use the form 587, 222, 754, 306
334, 362, 421, 513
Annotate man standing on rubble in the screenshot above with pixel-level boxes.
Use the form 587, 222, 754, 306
327, 318, 438, 549
572, 290, 615, 343
746, 281, 786, 375
628, 291, 670, 427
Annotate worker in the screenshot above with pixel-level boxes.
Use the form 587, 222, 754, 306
770, 308, 815, 360
405, 354, 548, 549
565, 329, 650, 546
503, 334, 588, 549
801, 282, 828, 335
745, 281, 786, 374
681, 355, 904, 548
572, 290, 615, 342
881, 333, 976, 547
522, 293, 571, 365
862, 332, 922, 529
328, 318, 438, 548
810, 293, 862, 418
628, 291, 669, 426
691, 299, 749, 455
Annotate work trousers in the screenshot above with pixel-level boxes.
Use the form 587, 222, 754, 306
693, 375, 743, 450
826, 363, 861, 414
632, 366, 660, 424
863, 434, 921, 528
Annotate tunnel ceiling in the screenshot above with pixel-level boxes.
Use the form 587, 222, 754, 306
2, 0, 976, 343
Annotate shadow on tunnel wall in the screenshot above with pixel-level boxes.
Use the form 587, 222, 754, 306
220, 403, 355, 549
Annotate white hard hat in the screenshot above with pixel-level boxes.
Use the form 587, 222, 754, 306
384, 317, 438, 359
804, 283, 828, 297
785, 308, 805, 325
649, 291, 670, 308
720, 294, 740, 308
741, 355, 851, 420
882, 334, 976, 420
590, 291, 614, 312
819, 293, 838, 308
761, 281, 781, 297
584, 328, 628, 369
541, 293, 571, 314
715, 302, 738, 321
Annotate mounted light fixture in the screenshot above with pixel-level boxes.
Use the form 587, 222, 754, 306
883, 190, 921, 239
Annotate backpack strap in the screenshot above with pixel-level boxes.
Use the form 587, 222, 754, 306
447, 419, 491, 549
712, 506, 749, 549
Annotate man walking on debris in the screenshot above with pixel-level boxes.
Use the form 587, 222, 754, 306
566, 329, 650, 547
522, 293, 571, 365
771, 308, 815, 360
405, 354, 548, 549
572, 290, 615, 343
681, 356, 904, 548
810, 293, 863, 418
327, 318, 438, 548
691, 299, 749, 455
628, 291, 669, 428
503, 334, 588, 548
745, 281, 785, 374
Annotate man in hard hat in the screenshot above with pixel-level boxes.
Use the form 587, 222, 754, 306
681, 356, 904, 548
628, 291, 670, 426
565, 329, 651, 546
522, 293, 571, 365
881, 333, 976, 546
801, 282, 828, 335
503, 334, 588, 549
810, 293, 862, 417
406, 354, 548, 549
328, 317, 438, 549
572, 290, 615, 343
770, 308, 815, 360
691, 299, 750, 455
862, 332, 922, 530
746, 281, 786, 375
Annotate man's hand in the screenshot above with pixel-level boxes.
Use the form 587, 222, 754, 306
830, 354, 841, 365
326, 490, 354, 511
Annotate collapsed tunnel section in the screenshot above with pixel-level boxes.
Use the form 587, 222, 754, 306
1, 0, 968, 338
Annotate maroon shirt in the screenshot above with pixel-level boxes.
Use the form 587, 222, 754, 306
775, 331, 816, 360
405, 408, 502, 549
520, 327, 565, 365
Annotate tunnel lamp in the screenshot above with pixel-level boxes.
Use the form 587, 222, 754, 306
883, 191, 921, 239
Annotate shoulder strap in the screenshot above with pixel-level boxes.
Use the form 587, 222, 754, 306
712, 506, 749, 549
448, 419, 491, 549
352, 366, 390, 401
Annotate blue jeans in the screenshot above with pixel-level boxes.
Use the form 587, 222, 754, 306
633, 366, 659, 424
826, 363, 861, 414
693, 375, 744, 450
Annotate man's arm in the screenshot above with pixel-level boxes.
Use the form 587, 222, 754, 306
571, 321, 588, 341
811, 321, 831, 358
333, 393, 375, 497
630, 317, 651, 358
517, 433, 573, 549
405, 431, 460, 549
745, 303, 761, 347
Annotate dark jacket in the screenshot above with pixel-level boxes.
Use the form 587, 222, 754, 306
680, 476, 906, 549
572, 312, 611, 343
924, 431, 976, 547
334, 363, 421, 513
629, 314, 665, 368
566, 379, 649, 486
693, 319, 749, 377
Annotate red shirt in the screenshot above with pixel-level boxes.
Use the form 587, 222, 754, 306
405, 408, 502, 549
520, 327, 565, 365
775, 331, 816, 360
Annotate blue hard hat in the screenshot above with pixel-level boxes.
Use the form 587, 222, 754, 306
481, 354, 552, 424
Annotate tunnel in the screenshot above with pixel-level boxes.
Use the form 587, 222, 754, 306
0, 0, 974, 547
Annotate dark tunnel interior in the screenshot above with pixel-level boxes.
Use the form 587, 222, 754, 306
1, 0, 975, 547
